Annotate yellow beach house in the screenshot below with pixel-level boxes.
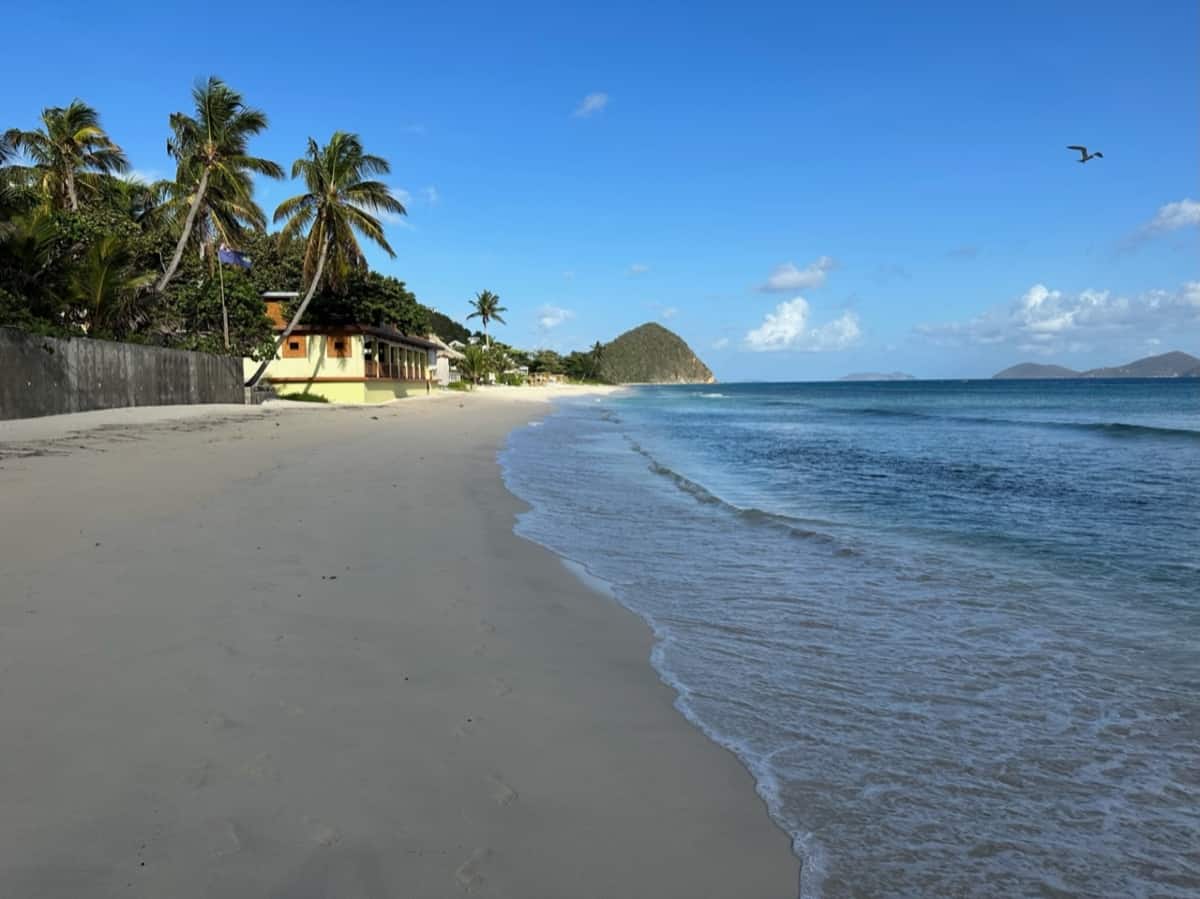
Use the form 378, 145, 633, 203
254, 292, 439, 403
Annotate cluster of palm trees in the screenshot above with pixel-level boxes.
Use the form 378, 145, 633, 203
1, 77, 406, 375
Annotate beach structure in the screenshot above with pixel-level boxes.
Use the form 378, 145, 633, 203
253, 292, 438, 403
426, 333, 466, 386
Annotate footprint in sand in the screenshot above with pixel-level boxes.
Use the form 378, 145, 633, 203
486, 774, 517, 806
454, 847, 492, 893
489, 677, 512, 697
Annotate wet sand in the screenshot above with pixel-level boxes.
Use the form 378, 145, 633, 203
0, 392, 798, 898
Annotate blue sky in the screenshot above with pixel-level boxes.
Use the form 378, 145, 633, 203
3, 1, 1196, 379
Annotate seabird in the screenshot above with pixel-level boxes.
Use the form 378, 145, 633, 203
1067, 145, 1103, 163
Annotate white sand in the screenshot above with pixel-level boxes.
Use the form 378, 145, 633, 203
0, 393, 797, 898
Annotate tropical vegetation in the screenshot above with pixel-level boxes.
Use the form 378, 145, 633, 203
1, 80, 682, 391
0, 80, 459, 362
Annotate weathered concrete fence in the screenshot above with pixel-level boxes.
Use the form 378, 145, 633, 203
0, 327, 244, 420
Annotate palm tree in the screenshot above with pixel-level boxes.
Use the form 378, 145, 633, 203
246, 131, 405, 388
459, 344, 488, 385
4, 100, 128, 211
466, 290, 507, 348
156, 77, 282, 293
68, 235, 155, 335
589, 340, 605, 380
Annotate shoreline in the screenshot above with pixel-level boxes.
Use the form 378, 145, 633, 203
0, 392, 798, 898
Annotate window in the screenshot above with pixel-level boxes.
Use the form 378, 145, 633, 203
327, 336, 352, 359
282, 335, 307, 358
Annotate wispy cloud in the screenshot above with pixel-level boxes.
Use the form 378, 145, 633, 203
402, 124, 427, 136
375, 208, 413, 227
1118, 199, 1200, 253
562, 270, 576, 281
873, 262, 910, 284
121, 169, 162, 184
916, 281, 1200, 353
712, 337, 730, 350
744, 297, 861, 352
628, 263, 650, 275
660, 306, 679, 321
947, 245, 980, 260
572, 92, 609, 118
1141, 198, 1200, 236
758, 256, 836, 292
538, 305, 575, 330
421, 185, 439, 206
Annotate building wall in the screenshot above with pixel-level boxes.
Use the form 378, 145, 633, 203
262, 333, 366, 381
247, 331, 431, 404
0, 327, 243, 421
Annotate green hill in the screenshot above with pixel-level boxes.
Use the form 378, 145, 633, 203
994, 351, 1200, 380
993, 362, 1080, 379
598, 323, 715, 384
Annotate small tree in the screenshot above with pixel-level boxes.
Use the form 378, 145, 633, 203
459, 344, 488, 384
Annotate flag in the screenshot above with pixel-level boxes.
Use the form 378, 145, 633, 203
218, 245, 252, 269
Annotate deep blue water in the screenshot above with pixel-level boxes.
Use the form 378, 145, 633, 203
499, 380, 1200, 898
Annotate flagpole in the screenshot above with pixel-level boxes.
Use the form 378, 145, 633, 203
217, 250, 230, 351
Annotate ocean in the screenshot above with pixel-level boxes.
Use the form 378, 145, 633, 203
498, 379, 1199, 898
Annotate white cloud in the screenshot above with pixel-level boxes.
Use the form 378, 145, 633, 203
917, 281, 1200, 352
422, 185, 439, 206
758, 256, 836, 292
744, 297, 862, 352
629, 263, 650, 275
562, 270, 576, 281
573, 92, 609, 118
538, 305, 575, 330
1143, 198, 1200, 234
712, 337, 730, 350
372, 207, 412, 227
402, 124, 427, 136
660, 306, 679, 321
121, 169, 162, 184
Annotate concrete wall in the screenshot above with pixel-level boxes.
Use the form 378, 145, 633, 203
0, 327, 244, 421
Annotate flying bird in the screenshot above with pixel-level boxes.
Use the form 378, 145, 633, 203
1067, 145, 1103, 163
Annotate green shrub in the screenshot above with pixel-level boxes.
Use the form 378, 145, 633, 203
278, 392, 330, 403
446, 380, 472, 392
497, 372, 526, 386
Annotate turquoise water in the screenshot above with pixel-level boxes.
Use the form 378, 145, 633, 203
499, 380, 1199, 898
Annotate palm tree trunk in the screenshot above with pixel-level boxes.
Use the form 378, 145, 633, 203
66, 170, 79, 212
245, 239, 328, 388
155, 167, 209, 293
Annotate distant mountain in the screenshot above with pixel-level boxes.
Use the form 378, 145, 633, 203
994, 351, 1200, 380
598, 323, 715, 384
1080, 351, 1200, 379
840, 372, 916, 382
993, 363, 1080, 379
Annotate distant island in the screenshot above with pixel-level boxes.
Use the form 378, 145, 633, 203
993, 350, 1200, 380
839, 372, 916, 382
598, 323, 715, 384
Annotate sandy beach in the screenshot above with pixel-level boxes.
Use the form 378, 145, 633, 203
0, 389, 798, 898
